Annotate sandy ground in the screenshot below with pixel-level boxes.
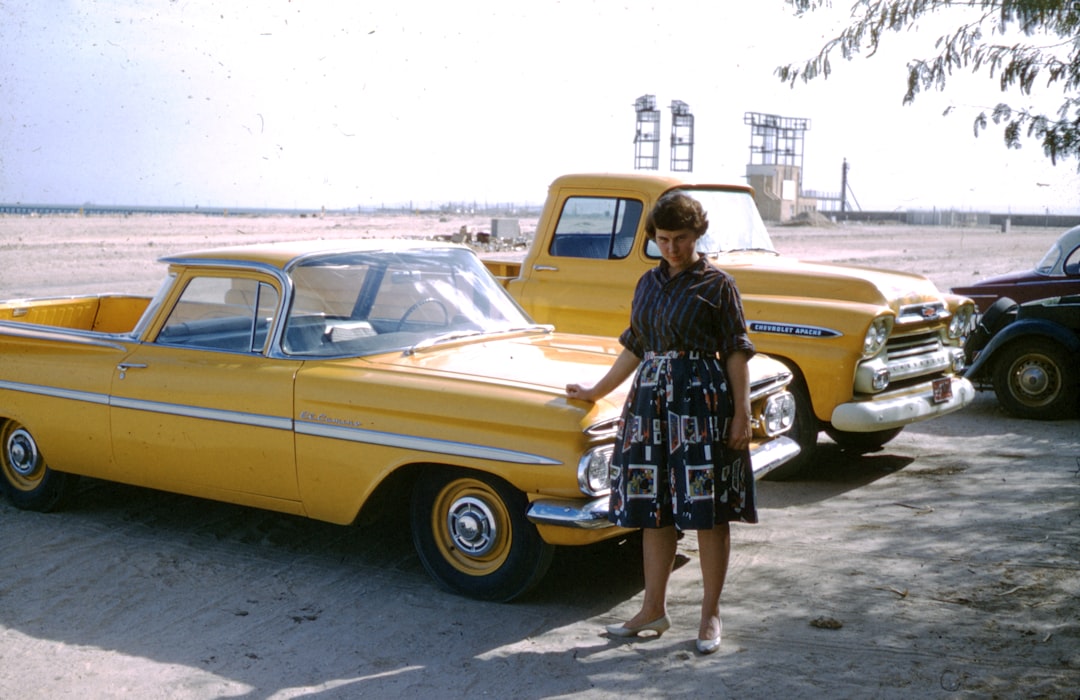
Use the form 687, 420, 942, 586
1, 214, 1078, 699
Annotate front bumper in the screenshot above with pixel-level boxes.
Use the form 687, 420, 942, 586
526, 434, 802, 530
830, 376, 975, 432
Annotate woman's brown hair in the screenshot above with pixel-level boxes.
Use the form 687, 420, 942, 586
645, 192, 709, 239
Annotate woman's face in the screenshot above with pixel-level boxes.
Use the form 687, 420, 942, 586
654, 227, 699, 273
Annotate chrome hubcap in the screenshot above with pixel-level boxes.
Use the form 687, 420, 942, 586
1016, 363, 1049, 396
6, 428, 40, 477
447, 496, 497, 556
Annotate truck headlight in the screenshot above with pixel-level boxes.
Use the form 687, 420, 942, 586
862, 316, 892, 358
948, 303, 975, 340
578, 445, 613, 496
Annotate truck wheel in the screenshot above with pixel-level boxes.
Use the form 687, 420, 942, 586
992, 339, 1077, 420
0, 421, 77, 512
410, 468, 554, 602
823, 425, 904, 453
763, 379, 819, 480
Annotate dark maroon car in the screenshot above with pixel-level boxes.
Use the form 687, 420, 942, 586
952, 225, 1080, 312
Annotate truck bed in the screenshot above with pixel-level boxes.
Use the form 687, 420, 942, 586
0, 295, 151, 334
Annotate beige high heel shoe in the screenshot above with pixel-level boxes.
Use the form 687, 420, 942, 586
605, 614, 671, 638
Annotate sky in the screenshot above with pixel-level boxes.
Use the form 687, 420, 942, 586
1, 0, 1078, 214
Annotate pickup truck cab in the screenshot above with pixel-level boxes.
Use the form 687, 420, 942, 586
0, 238, 798, 600
485, 173, 976, 475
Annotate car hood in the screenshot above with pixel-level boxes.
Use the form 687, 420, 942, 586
718, 252, 949, 311
952, 268, 1041, 292
360, 331, 632, 411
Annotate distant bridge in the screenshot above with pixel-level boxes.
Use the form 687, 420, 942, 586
0, 203, 319, 217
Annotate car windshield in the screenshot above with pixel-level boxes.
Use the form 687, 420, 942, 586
282, 247, 536, 357
645, 187, 776, 257
1035, 242, 1059, 275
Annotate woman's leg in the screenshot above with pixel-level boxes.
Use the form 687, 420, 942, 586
623, 526, 678, 626
696, 522, 730, 640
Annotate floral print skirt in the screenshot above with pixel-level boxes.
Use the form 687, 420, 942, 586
608, 351, 758, 529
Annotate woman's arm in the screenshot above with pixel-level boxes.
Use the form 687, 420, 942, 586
566, 348, 640, 402
725, 349, 752, 450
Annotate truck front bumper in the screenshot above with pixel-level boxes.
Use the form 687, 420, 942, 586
830, 376, 975, 432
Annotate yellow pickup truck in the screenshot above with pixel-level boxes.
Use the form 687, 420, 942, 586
0, 238, 798, 600
484, 173, 976, 477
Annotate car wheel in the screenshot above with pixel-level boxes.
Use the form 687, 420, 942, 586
823, 425, 904, 453
0, 421, 77, 512
410, 468, 554, 602
763, 378, 819, 480
991, 339, 1077, 420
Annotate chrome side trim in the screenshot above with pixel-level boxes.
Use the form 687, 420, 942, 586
295, 420, 562, 465
749, 372, 793, 402
109, 396, 293, 430
0, 322, 131, 350
2, 379, 562, 466
0, 379, 111, 405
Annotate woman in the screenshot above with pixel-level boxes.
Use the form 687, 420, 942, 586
566, 192, 756, 655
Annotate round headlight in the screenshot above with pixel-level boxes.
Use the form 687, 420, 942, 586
949, 304, 975, 339
862, 316, 892, 358
578, 445, 613, 496
762, 391, 796, 436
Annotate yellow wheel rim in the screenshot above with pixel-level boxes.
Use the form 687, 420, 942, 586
1, 424, 46, 493
430, 477, 513, 577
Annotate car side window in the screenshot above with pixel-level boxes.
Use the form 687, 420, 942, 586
156, 276, 280, 353
549, 196, 643, 260
1064, 245, 1080, 276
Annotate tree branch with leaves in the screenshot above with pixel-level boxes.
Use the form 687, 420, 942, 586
777, 0, 1080, 165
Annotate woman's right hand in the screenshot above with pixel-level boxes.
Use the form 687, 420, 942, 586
566, 349, 641, 403
565, 383, 596, 402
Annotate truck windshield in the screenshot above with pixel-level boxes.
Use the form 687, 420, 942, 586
665, 187, 776, 256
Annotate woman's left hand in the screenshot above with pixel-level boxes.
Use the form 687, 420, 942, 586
726, 412, 752, 451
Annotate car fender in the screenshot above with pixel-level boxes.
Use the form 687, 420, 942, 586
964, 317, 1080, 379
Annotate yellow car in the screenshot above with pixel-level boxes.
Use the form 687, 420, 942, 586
0, 239, 797, 600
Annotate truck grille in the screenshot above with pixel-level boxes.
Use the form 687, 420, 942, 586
887, 331, 941, 360
885, 331, 950, 384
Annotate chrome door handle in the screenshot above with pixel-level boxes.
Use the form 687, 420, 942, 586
117, 362, 148, 379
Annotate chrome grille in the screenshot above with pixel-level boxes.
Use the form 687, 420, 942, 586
887, 331, 941, 360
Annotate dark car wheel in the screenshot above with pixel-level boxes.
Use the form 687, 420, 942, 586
0, 421, 77, 512
823, 425, 904, 454
410, 468, 554, 602
992, 339, 1078, 420
965, 297, 1018, 361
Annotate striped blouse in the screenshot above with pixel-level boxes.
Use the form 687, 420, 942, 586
618, 256, 755, 360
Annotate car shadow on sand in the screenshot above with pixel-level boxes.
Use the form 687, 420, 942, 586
755, 442, 914, 509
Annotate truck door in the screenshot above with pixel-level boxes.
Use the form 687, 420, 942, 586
514, 195, 644, 336
109, 272, 302, 511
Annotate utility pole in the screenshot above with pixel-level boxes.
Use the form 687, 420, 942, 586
840, 158, 849, 214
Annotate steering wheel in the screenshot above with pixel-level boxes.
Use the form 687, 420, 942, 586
397, 297, 451, 331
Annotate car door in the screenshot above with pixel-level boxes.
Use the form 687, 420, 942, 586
109, 271, 302, 513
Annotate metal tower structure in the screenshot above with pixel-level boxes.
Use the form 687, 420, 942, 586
669, 100, 694, 172
743, 112, 810, 169
633, 94, 660, 170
